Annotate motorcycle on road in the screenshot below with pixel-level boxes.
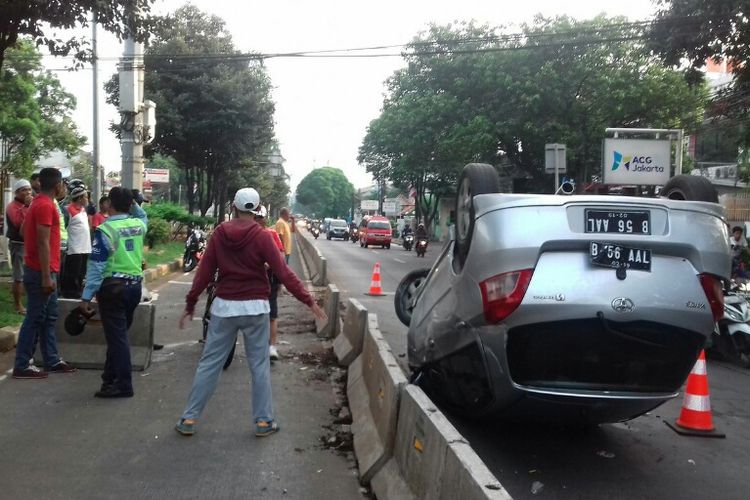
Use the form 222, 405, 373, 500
709, 284, 750, 368
350, 227, 359, 243
403, 234, 414, 251
416, 238, 428, 257
311, 226, 320, 239
183, 227, 206, 272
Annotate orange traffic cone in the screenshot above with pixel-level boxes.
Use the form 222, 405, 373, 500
365, 262, 385, 296
666, 350, 725, 438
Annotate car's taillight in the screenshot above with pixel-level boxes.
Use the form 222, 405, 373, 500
699, 273, 724, 322
479, 269, 534, 324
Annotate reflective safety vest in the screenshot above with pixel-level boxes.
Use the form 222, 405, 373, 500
98, 217, 146, 278
54, 199, 67, 245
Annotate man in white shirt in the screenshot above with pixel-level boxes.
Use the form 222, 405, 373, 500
61, 184, 92, 298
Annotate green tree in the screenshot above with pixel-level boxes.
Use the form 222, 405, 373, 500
650, 0, 750, 84
359, 16, 707, 213
105, 5, 275, 219
0, 39, 84, 177
0, 0, 155, 71
295, 167, 355, 219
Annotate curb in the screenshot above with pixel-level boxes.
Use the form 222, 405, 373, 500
144, 257, 183, 284
0, 325, 20, 352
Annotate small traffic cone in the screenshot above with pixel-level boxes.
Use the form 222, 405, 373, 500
365, 262, 385, 296
666, 350, 725, 438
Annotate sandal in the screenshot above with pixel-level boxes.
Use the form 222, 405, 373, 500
175, 419, 196, 436
255, 420, 280, 437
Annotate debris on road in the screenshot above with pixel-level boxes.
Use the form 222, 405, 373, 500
531, 480, 545, 495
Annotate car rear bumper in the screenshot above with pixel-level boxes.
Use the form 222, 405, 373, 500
415, 319, 705, 423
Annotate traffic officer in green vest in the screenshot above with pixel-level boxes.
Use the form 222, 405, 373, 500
79, 187, 148, 398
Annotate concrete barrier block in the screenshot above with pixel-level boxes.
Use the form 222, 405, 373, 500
372, 384, 510, 500
295, 231, 327, 286
315, 283, 340, 339
0, 326, 20, 352
157, 264, 170, 277
143, 268, 158, 283
47, 298, 155, 371
440, 441, 511, 500
347, 314, 407, 484
333, 298, 368, 366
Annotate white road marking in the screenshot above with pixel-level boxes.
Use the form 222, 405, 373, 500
168, 280, 193, 285
183, 272, 191, 276
0, 375, 6, 382
4, 368, 12, 374
393, 258, 406, 264
372, 250, 380, 254
192, 317, 203, 321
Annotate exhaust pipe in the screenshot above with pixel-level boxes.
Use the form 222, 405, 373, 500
555, 181, 575, 195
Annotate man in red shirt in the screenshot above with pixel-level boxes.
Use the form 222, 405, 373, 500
90, 195, 110, 231
12, 168, 75, 379
5, 179, 32, 314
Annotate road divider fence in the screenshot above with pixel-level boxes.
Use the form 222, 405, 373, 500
295, 229, 327, 286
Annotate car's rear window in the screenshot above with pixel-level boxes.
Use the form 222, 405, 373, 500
368, 221, 391, 230
331, 220, 347, 227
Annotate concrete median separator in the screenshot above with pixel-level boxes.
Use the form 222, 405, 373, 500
347, 314, 408, 484
295, 230, 327, 286
333, 298, 368, 366
371, 384, 511, 500
315, 283, 340, 339
0, 326, 20, 352
44, 298, 155, 370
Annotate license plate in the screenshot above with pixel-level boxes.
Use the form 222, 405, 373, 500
590, 242, 651, 272
585, 210, 650, 235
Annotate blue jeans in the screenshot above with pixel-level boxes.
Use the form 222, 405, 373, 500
182, 313, 272, 423
98, 278, 142, 392
14, 267, 60, 370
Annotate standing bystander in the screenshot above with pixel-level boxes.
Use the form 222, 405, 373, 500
275, 207, 293, 264
61, 184, 92, 298
253, 205, 283, 361
79, 187, 148, 398
90, 195, 110, 231
12, 168, 75, 379
175, 188, 326, 437
5, 179, 33, 314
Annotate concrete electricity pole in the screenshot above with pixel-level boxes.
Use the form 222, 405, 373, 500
91, 15, 102, 201
118, 37, 145, 191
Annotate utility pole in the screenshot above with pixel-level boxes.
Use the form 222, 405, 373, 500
91, 14, 101, 200
118, 36, 145, 191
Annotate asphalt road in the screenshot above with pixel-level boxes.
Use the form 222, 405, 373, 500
308, 230, 750, 500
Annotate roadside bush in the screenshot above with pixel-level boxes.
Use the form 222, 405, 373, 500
144, 202, 214, 239
146, 217, 171, 248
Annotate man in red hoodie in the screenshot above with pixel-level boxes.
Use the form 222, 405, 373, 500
176, 187, 325, 437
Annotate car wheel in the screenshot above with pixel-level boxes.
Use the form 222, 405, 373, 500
394, 268, 430, 326
364, 242, 368, 248
661, 174, 718, 203
455, 163, 500, 267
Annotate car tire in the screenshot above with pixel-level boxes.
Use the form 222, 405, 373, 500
455, 163, 501, 267
386, 244, 390, 249
661, 174, 718, 203
364, 242, 368, 248
394, 268, 430, 326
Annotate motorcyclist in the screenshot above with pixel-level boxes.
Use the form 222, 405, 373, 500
730, 226, 750, 279
402, 225, 413, 237
415, 223, 427, 241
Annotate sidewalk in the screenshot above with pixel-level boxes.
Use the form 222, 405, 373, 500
0, 263, 364, 499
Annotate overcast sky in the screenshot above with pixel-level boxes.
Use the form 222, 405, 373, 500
44, 0, 657, 192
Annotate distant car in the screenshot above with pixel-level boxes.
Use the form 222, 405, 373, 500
395, 163, 730, 424
327, 219, 349, 240
360, 216, 392, 249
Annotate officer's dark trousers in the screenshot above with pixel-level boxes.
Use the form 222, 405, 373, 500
98, 278, 142, 392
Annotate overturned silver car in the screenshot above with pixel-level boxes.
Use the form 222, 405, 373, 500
395, 164, 730, 424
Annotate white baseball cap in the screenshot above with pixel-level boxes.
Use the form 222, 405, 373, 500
13, 179, 31, 193
233, 188, 260, 212
252, 204, 268, 218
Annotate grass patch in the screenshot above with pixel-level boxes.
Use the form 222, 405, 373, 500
0, 281, 23, 329
144, 241, 184, 269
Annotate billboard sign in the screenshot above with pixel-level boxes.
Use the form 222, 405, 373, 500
545, 143, 567, 173
383, 200, 397, 215
144, 168, 170, 183
360, 199, 378, 211
603, 138, 671, 186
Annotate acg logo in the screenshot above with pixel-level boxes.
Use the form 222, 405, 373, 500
612, 151, 653, 171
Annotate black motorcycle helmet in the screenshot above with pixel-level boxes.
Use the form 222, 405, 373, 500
65, 307, 93, 336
